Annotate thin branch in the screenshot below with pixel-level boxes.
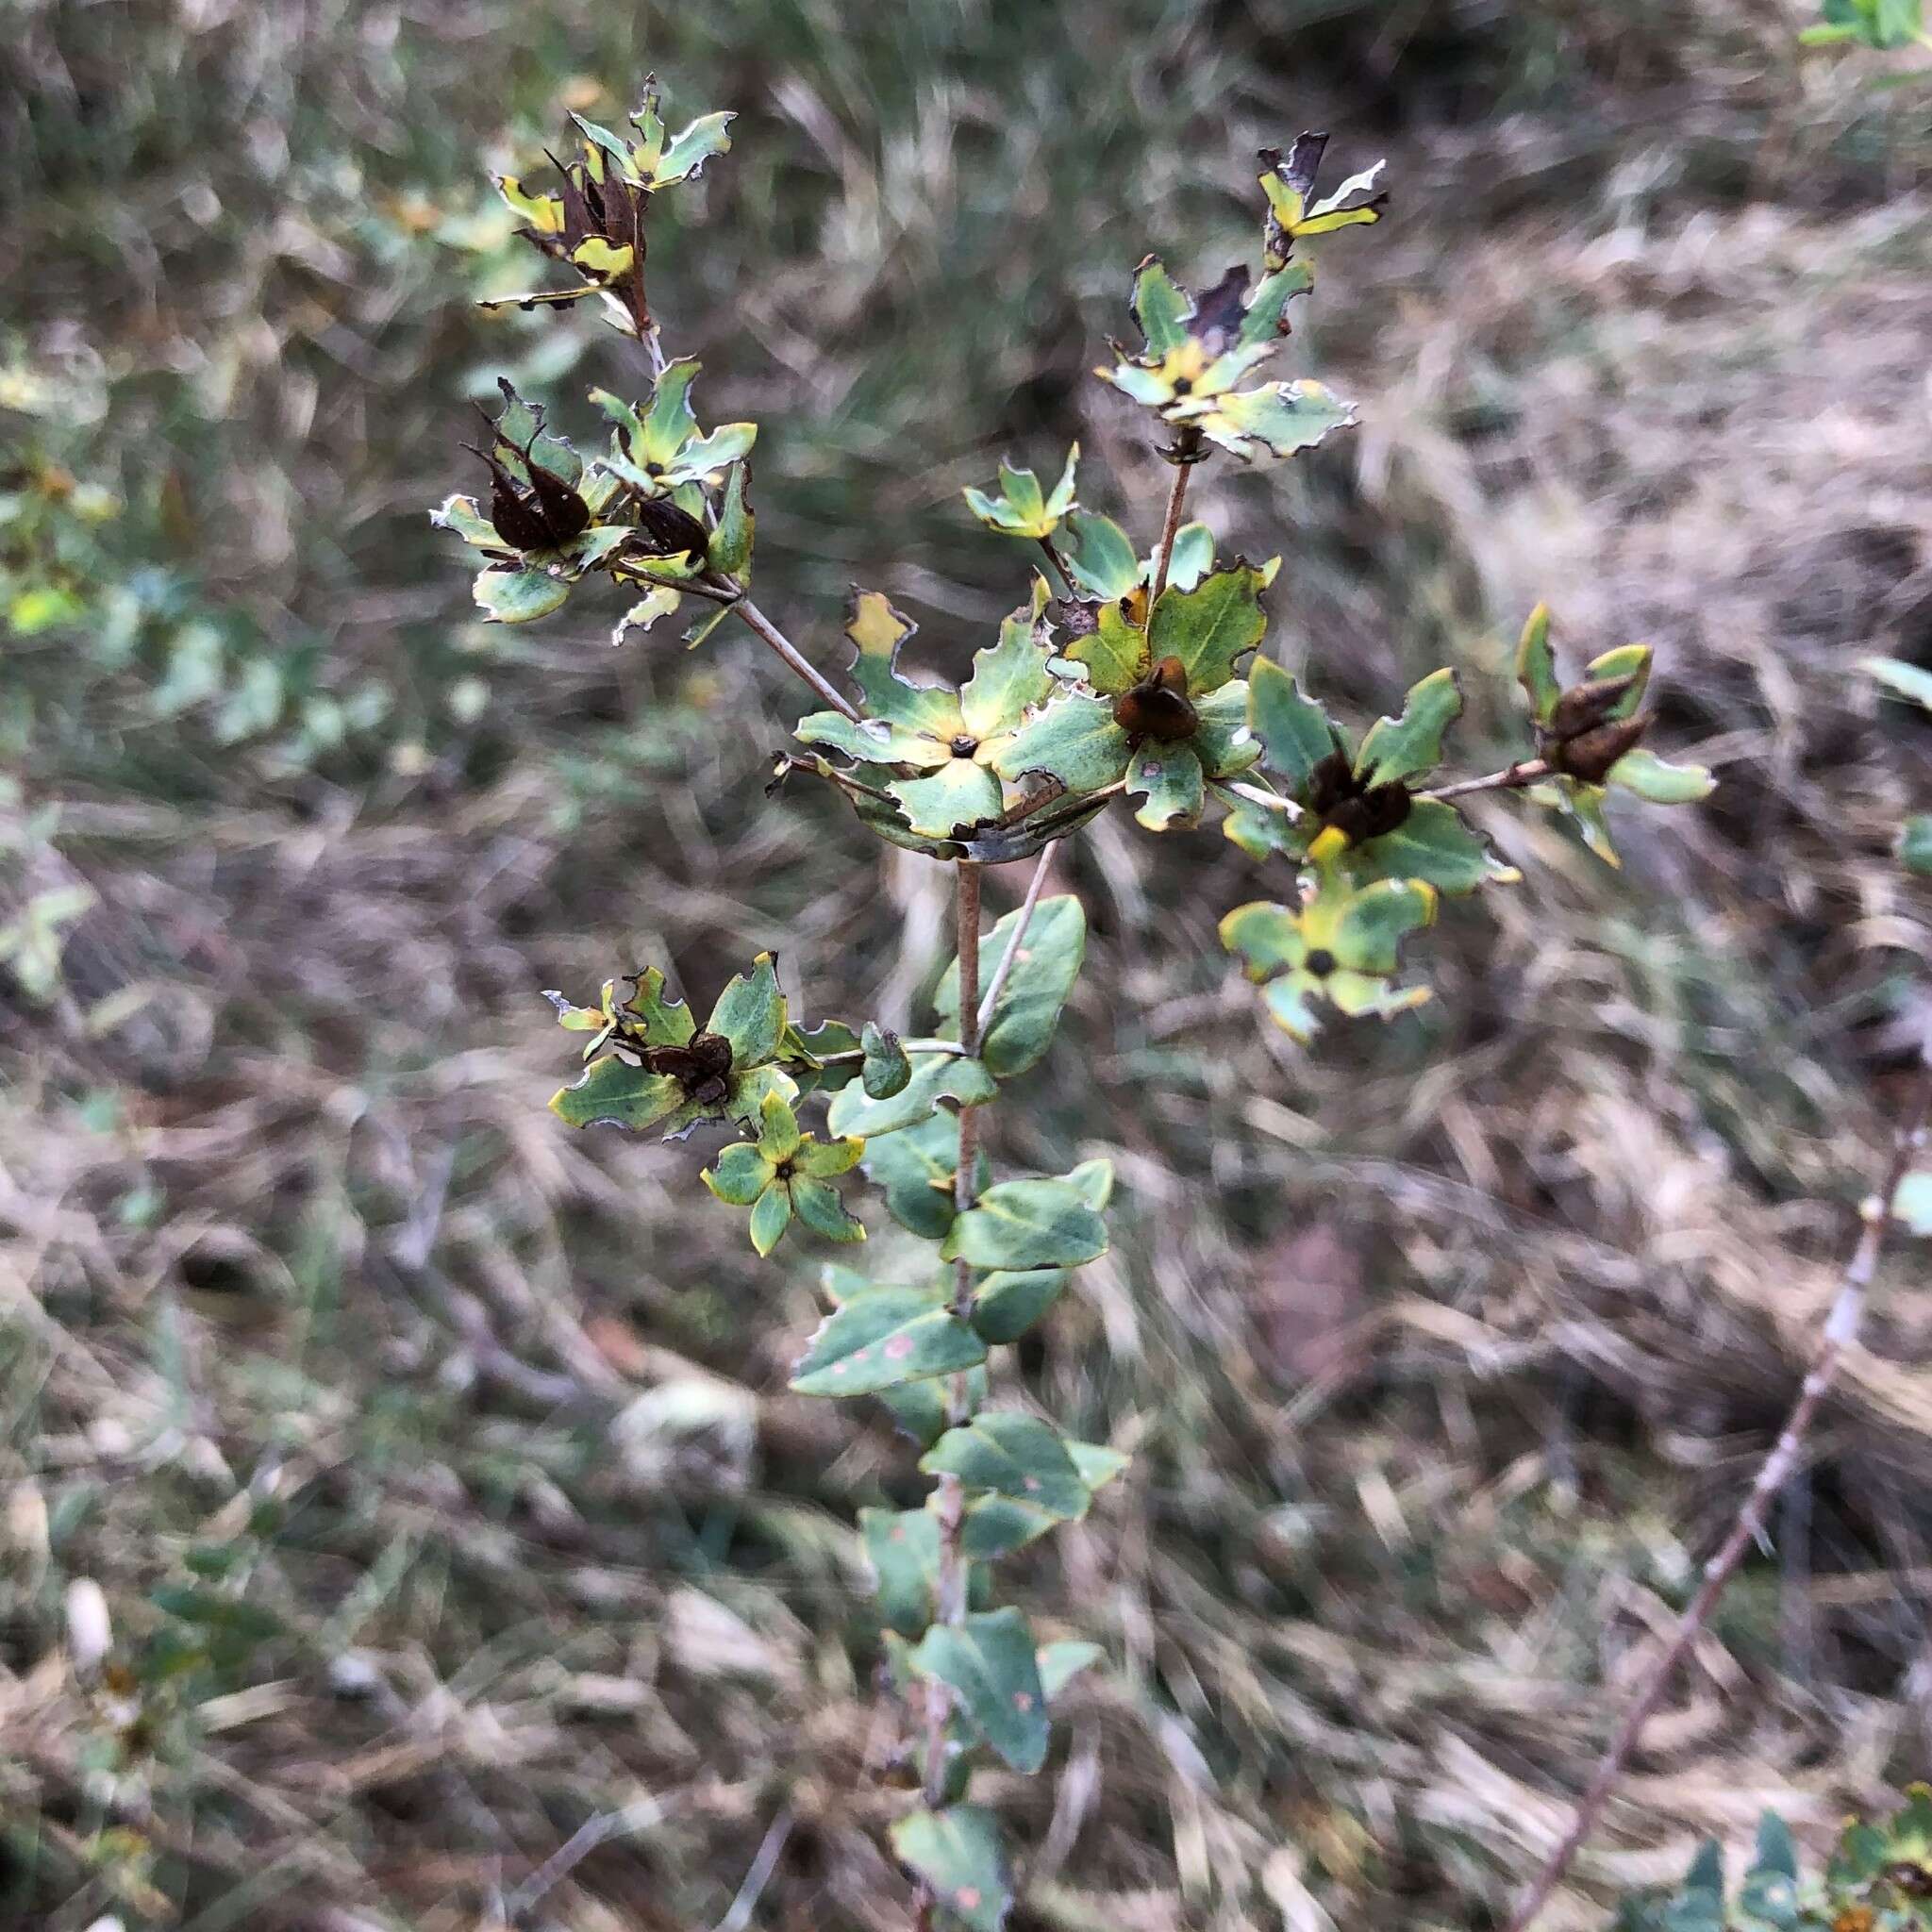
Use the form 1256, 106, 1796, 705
731, 596, 861, 721
1149, 458, 1193, 605
977, 848, 1055, 1035
1502, 1047, 1932, 1932
915, 861, 986, 1917
617, 564, 739, 604
1037, 535, 1076, 597
809, 1037, 965, 1067
1419, 758, 1549, 803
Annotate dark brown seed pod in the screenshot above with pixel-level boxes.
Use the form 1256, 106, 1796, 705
635, 1029, 735, 1104
1113, 655, 1199, 744
1548, 674, 1641, 741
633, 495, 713, 558
1550, 711, 1650, 784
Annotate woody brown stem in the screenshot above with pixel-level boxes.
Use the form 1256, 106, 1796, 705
1501, 1046, 1932, 1932
731, 595, 862, 722
1419, 758, 1549, 802
1149, 455, 1193, 605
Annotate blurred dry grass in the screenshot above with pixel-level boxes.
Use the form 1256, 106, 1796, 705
3, 1, 1932, 1928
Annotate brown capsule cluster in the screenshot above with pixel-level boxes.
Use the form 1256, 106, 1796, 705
1540, 675, 1650, 784
469, 431, 591, 554
1113, 656, 1200, 744
1306, 748, 1411, 845
612, 1025, 735, 1108
630, 491, 712, 559
531, 146, 646, 296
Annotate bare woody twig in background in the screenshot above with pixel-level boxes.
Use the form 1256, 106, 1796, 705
1503, 1043, 1932, 1932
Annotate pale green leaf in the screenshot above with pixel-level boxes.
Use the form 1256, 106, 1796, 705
942, 1178, 1108, 1270
908, 1607, 1049, 1774
826, 1053, 998, 1139
1354, 667, 1462, 788
789, 1283, 986, 1395
934, 895, 1086, 1079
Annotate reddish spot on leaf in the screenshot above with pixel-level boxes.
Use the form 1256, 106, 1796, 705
957, 1889, 981, 1911
1012, 1690, 1033, 1711
884, 1333, 916, 1359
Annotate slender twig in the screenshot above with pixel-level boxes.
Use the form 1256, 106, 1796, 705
1502, 1047, 1932, 1932
710, 1805, 795, 1932
810, 1037, 965, 1066
617, 564, 739, 604
505, 1792, 671, 1921
731, 596, 861, 721
1037, 535, 1076, 597
1149, 458, 1192, 605
1219, 779, 1303, 818
1420, 758, 1549, 803
977, 848, 1054, 1035
914, 862, 986, 1925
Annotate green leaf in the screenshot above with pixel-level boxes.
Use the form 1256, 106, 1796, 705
1584, 643, 1653, 718
861, 1506, 941, 1635
789, 1283, 987, 1395
612, 585, 683, 643
1066, 1441, 1130, 1492
826, 1053, 998, 1139
888, 760, 1005, 839
861, 1110, 974, 1239
1038, 1640, 1104, 1701
791, 1177, 866, 1243
959, 592, 1056, 739
1146, 566, 1267, 695
920, 1412, 1092, 1520
1061, 513, 1140, 601
934, 895, 1087, 1079
878, 1363, 989, 1451
707, 460, 754, 577
638, 358, 703, 468
989, 692, 1133, 792
1606, 747, 1714, 805
550, 1058, 685, 1132
1126, 741, 1206, 830
1248, 658, 1339, 791
1354, 799, 1516, 895
960, 1494, 1060, 1557
1740, 1813, 1800, 1929
1892, 1172, 1932, 1236
612, 967, 695, 1044
1062, 1158, 1113, 1209
942, 1178, 1108, 1271
1189, 681, 1260, 780
1068, 601, 1148, 695
908, 1607, 1050, 1774
708, 953, 786, 1068
654, 109, 737, 187
748, 1182, 793, 1257
1129, 257, 1192, 356
703, 1141, 773, 1207
473, 568, 569, 625
1161, 522, 1216, 593
1515, 603, 1560, 723
890, 1807, 1011, 1932
1179, 379, 1355, 462
841, 589, 962, 736
860, 1023, 912, 1099
1900, 815, 1932, 875
969, 1269, 1067, 1343
1332, 877, 1439, 974
1354, 668, 1462, 788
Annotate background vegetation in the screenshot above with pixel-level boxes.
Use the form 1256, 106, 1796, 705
3, 2, 1930, 1927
